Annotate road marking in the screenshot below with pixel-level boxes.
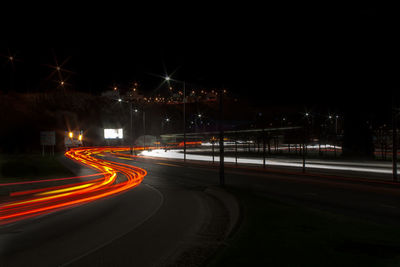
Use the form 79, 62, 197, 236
157, 162, 181, 167
118, 157, 133, 160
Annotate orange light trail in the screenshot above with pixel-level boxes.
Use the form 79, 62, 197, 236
0, 147, 147, 225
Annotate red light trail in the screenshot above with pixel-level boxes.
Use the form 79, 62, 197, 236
0, 147, 147, 225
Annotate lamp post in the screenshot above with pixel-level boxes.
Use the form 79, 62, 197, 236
130, 102, 133, 154
117, 98, 143, 154
166, 76, 186, 162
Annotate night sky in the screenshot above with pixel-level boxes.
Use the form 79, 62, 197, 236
1, 7, 396, 111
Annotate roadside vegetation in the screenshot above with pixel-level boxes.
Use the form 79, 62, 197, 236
0, 154, 74, 183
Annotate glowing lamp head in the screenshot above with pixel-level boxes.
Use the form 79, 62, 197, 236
68, 132, 73, 138
118, 99, 122, 102
78, 134, 82, 141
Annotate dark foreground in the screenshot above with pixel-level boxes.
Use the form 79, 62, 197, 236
1, 153, 400, 266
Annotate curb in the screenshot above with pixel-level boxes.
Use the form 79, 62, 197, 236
204, 186, 241, 239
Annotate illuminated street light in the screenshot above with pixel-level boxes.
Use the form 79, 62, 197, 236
198, 114, 202, 118
164, 75, 187, 162
69, 132, 73, 138
118, 98, 122, 102
78, 134, 82, 141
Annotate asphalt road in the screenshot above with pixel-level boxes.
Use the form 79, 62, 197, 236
1, 154, 400, 266
132, 157, 400, 226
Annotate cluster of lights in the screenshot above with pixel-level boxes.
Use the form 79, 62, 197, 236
68, 131, 83, 141
110, 76, 226, 104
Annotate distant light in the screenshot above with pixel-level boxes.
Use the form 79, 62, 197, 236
134, 109, 138, 112
165, 76, 170, 81
60, 81, 64, 85
336, 115, 339, 118
166, 118, 170, 122
56, 66, 61, 71
329, 115, 332, 119
305, 113, 309, 117
198, 114, 202, 118
114, 87, 117, 91
68, 132, 73, 138
118, 98, 122, 102
283, 117, 286, 121
78, 134, 82, 141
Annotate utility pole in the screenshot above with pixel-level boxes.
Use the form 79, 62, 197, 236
235, 132, 238, 166
143, 110, 146, 151
219, 88, 225, 187
302, 125, 307, 173
393, 106, 398, 182
183, 81, 186, 163
130, 102, 133, 154
263, 129, 266, 168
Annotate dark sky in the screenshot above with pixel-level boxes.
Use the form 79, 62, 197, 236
1, 7, 396, 112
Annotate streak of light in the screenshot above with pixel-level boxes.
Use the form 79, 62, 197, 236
0, 147, 147, 225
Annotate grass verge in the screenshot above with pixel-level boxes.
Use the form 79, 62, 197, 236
0, 154, 74, 183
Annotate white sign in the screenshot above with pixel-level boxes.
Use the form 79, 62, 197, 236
40, 131, 56, 146
104, 128, 123, 139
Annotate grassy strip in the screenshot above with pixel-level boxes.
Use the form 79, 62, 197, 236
0, 154, 74, 183
208, 188, 400, 267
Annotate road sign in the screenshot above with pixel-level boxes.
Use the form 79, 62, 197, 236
40, 131, 56, 146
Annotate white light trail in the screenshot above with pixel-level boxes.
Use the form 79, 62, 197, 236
140, 149, 395, 175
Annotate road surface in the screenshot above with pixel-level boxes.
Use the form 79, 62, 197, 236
1, 147, 400, 266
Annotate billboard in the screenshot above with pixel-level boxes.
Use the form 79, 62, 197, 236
104, 128, 123, 139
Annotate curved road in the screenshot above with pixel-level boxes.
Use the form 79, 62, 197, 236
1, 147, 400, 266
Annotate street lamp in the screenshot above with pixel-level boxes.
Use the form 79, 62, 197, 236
165, 76, 186, 162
